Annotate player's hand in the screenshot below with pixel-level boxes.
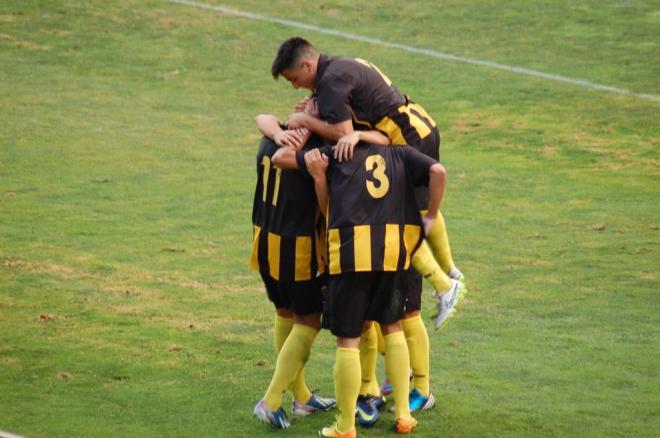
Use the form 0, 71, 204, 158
304, 148, 329, 180
274, 129, 305, 150
294, 96, 311, 113
334, 131, 360, 162
421, 214, 436, 236
285, 112, 309, 129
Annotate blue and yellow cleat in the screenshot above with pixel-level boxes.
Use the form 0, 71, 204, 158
253, 399, 291, 429
355, 395, 380, 427
292, 393, 337, 416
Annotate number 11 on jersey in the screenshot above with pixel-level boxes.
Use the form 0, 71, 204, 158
261, 156, 282, 206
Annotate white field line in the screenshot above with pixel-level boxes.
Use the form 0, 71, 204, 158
0, 430, 27, 438
166, 0, 659, 103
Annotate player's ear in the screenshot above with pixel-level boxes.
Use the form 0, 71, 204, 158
301, 59, 313, 72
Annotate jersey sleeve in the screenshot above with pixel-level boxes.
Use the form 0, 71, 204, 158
316, 73, 354, 123
404, 147, 438, 187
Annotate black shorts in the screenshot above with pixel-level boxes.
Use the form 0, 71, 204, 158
260, 271, 325, 316
323, 271, 407, 338
401, 269, 423, 313
412, 126, 441, 210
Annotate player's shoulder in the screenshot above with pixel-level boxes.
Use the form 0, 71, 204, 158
257, 136, 279, 157
323, 56, 364, 77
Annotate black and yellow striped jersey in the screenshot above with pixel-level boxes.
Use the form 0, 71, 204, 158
314, 55, 437, 152
250, 136, 325, 281
296, 143, 437, 275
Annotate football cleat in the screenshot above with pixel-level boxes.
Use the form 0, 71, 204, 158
355, 395, 380, 427
253, 399, 291, 429
433, 279, 465, 328
372, 394, 387, 411
409, 388, 435, 412
380, 378, 392, 396
448, 266, 464, 281
292, 393, 337, 416
395, 416, 418, 434
318, 420, 357, 438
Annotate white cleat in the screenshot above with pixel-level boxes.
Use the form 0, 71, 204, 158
448, 266, 464, 281
433, 279, 466, 329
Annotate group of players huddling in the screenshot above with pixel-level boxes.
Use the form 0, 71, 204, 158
250, 37, 466, 437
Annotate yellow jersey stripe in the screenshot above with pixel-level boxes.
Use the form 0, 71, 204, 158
328, 228, 342, 275
402, 224, 422, 269
294, 236, 312, 281
383, 224, 400, 271
409, 102, 436, 127
353, 225, 372, 271
375, 116, 406, 145
250, 225, 261, 271
267, 232, 281, 280
399, 105, 431, 140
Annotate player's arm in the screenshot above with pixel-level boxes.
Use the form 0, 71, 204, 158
271, 146, 299, 169
303, 148, 330, 216
255, 114, 306, 149
287, 76, 355, 141
406, 148, 447, 234
285, 114, 354, 141
334, 129, 391, 162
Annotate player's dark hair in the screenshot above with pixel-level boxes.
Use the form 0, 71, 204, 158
271, 37, 318, 79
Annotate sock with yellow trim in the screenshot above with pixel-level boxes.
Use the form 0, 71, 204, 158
359, 324, 380, 396
274, 314, 293, 352
412, 240, 452, 292
384, 331, 411, 419
264, 323, 318, 410
374, 322, 386, 355
273, 315, 312, 403
423, 210, 456, 274
402, 315, 430, 398
334, 347, 361, 433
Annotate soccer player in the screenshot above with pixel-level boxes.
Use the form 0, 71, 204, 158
271, 37, 465, 415
272, 141, 448, 436
250, 116, 336, 429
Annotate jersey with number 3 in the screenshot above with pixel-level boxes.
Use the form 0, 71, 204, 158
250, 136, 325, 282
313, 143, 436, 274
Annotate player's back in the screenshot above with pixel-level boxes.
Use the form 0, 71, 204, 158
252, 136, 321, 238
250, 136, 325, 282
322, 143, 432, 274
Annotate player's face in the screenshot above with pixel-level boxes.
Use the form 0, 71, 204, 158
281, 62, 315, 91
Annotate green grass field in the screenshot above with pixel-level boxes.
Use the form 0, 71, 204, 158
1, 1, 658, 436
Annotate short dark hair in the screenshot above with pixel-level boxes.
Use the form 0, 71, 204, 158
271, 37, 318, 79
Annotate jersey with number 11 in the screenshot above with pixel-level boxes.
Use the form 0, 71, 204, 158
250, 137, 325, 282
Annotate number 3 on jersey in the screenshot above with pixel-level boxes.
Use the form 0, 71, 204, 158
261, 156, 282, 206
365, 154, 389, 199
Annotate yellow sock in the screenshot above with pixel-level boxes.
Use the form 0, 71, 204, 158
290, 369, 312, 405
423, 210, 456, 274
273, 315, 311, 404
402, 315, 430, 397
359, 324, 379, 396
384, 331, 411, 419
334, 347, 360, 432
264, 323, 318, 410
374, 322, 386, 355
412, 240, 452, 292
274, 314, 293, 352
